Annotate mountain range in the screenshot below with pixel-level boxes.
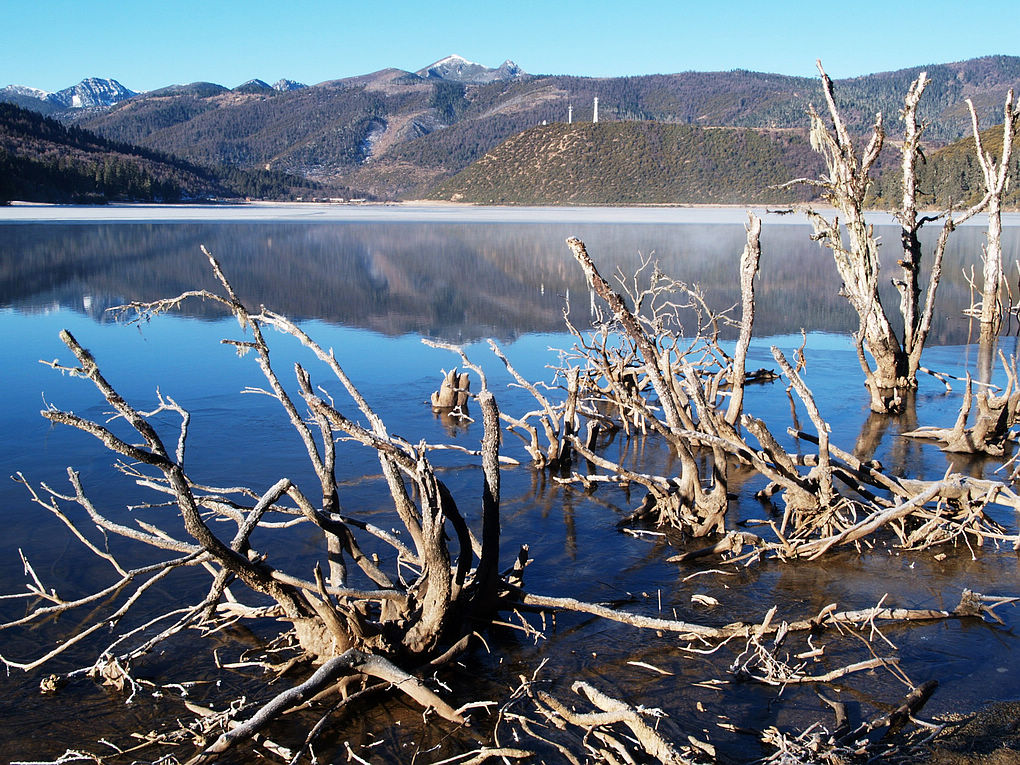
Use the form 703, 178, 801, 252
3, 54, 1020, 203
0, 77, 137, 112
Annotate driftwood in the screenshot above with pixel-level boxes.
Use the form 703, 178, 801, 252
187, 649, 465, 765
493, 590, 1011, 765
561, 220, 765, 535
489, 339, 580, 470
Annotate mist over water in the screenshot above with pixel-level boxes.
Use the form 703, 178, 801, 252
1, 219, 1012, 343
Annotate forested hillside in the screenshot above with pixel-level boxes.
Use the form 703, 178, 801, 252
425, 121, 824, 205
0, 103, 337, 204
44, 56, 1020, 199
870, 122, 1020, 209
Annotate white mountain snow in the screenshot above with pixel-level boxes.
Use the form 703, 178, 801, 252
2, 78, 135, 109
233, 79, 273, 93
2, 58, 522, 114
47, 77, 136, 108
415, 55, 526, 84
1, 84, 50, 99
273, 79, 307, 92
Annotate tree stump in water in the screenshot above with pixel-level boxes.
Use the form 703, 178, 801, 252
431, 368, 470, 410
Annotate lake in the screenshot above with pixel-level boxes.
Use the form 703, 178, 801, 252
2, 204, 1020, 762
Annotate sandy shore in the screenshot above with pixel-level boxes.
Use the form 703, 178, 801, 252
2, 200, 1018, 226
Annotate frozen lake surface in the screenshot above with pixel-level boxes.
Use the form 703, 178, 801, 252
5, 200, 1020, 226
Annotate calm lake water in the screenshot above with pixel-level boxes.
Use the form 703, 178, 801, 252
2, 208, 1020, 762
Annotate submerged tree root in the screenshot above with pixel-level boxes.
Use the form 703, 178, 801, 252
489, 591, 968, 765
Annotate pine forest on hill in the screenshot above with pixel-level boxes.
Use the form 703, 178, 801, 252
869, 122, 1020, 209
0, 103, 347, 204
425, 121, 825, 205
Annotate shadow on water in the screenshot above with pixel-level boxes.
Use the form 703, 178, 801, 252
1, 221, 1019, 761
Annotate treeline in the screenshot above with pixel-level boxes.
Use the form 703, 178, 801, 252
0, 145, 182, 203
0, 103, 353, 204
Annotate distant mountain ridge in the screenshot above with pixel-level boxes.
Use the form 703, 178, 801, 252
0, 75, 306, 106
0, 77, 136, 109
415, 54, 526, 83
3, 55, 1019, 202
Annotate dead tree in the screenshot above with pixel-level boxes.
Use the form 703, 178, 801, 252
553, 235, 1020, 560
725, 213, 764, 426
903, 351, 1020, 456
966, 90, 1019, 334
5, 249, 518, 762
486, 339, 582, 471
801, 60, 901, 412
790, 61, 991, 413
431, 367, 471, 410
563, 233, 758, 535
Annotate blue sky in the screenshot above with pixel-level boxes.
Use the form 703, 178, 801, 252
3, 0, 1017, 92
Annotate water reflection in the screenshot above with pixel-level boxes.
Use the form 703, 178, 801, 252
1, 221, 1013, 343
2, 220, 1020, 761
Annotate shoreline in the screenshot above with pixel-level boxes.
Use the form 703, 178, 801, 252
3, 200, 1019, 226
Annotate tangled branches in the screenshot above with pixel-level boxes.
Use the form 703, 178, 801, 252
6, 222, 1020, 763
529, 233, 1020, 566
4, 248, 518, 761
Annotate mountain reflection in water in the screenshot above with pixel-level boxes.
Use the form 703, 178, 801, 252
2, 221, 1015, 343
2, 219, 1020, 762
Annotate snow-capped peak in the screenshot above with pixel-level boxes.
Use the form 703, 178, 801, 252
415, 55, 526, 84
433, 54, 472, 67
48, 78, 136, 108
1, 84, 51, 100
273, 79, 307, 92
233, 79, 273, 94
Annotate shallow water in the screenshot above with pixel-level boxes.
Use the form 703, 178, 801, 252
1, 215, 1019, 762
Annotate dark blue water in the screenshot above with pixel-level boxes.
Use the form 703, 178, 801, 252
1, 219, 1019, 762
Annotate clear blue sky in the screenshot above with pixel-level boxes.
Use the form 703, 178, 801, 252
2, 0, 1016, 93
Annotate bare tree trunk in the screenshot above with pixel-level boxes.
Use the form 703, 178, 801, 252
472, 389, 502, 611
801, 61, 906, 411
897, 73, 929, 356
725, 213, 762, 426
981, 195, 1005, 330
966, 90, 1018, 333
